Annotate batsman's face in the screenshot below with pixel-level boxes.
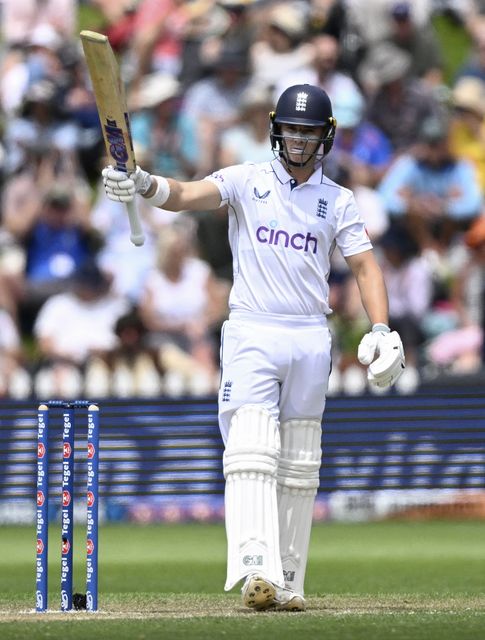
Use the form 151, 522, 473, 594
281, 124, 324, 164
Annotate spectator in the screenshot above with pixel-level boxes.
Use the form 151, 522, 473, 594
359, 41, 444, 152
0, 23, 68, 118
179, 43, 250, 175
331, 85, 393, 187
196, 206, 233, 283
130, 0, 214, 81
377, 225, 434, 391
3, 79, 81, 175
218, 82, 275, 167
250, 2, 313, 88
62, 41, 106, 184
109, 307, 163, 397
1, 0, 76, 45
378, 115, 483, 254
425, 214, 485, 374
308, 0, 367, 73
0, 307, 31, 398
139, 223, 228, 394
129, 72, 195, 179
449, 75, 485, 191
4, 185, 99, 336
345, 0, 434, 49
33, 260, 130, 398
94, 0, 139, 53
386, 1, 444, 87
274, 33, 363, 111
188, 0, 256, 88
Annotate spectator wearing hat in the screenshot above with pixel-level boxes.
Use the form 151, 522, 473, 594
129, 72, 195, 179
449, 75, 485, 191
378, 115, 483, 255
385, 1, 444, 87
359, 41, 442, 152
250, 2, 314, 89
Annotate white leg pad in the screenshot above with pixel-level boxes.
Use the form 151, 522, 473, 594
277, 419, 322, 595
223, 405, 284, 591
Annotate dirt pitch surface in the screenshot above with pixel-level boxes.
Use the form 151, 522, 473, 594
2, 593, 485, 622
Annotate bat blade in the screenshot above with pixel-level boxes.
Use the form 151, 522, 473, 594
80, 30, 145, 246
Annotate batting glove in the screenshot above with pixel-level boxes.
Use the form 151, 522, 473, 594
102, 165, 152, 203
357, 324, 405, 388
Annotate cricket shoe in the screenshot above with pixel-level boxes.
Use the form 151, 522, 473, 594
241, 575, 306, 612
272, 586, 306, 612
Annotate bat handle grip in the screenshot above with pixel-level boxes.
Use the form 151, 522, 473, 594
126, 199, 145, 246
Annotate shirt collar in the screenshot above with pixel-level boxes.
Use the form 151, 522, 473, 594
271, 158, 325, 185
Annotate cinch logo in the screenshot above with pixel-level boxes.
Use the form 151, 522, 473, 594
256, 225, 318, 254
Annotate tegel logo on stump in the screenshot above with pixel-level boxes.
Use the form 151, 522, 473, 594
256, 220, 318, 254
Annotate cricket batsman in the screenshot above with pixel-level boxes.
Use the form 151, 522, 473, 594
103, 84, 405, 611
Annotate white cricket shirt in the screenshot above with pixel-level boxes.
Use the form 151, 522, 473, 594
205, 159, 372, 317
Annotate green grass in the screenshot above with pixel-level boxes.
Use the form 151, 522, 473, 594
1, 521, 484, 639
432, 13, 472, 84
77, 2, 107, 33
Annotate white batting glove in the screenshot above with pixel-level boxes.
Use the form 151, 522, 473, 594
358, 324, 405, 388
102, 165, 152, 203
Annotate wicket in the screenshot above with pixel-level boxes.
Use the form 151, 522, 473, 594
36, 400, 100, 612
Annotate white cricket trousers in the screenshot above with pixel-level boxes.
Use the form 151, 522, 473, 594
218, 310, 332, 442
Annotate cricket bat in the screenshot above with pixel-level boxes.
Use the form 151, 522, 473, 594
80, 30, 145, 246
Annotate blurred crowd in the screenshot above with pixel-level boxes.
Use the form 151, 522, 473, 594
1, 0, 485, 399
